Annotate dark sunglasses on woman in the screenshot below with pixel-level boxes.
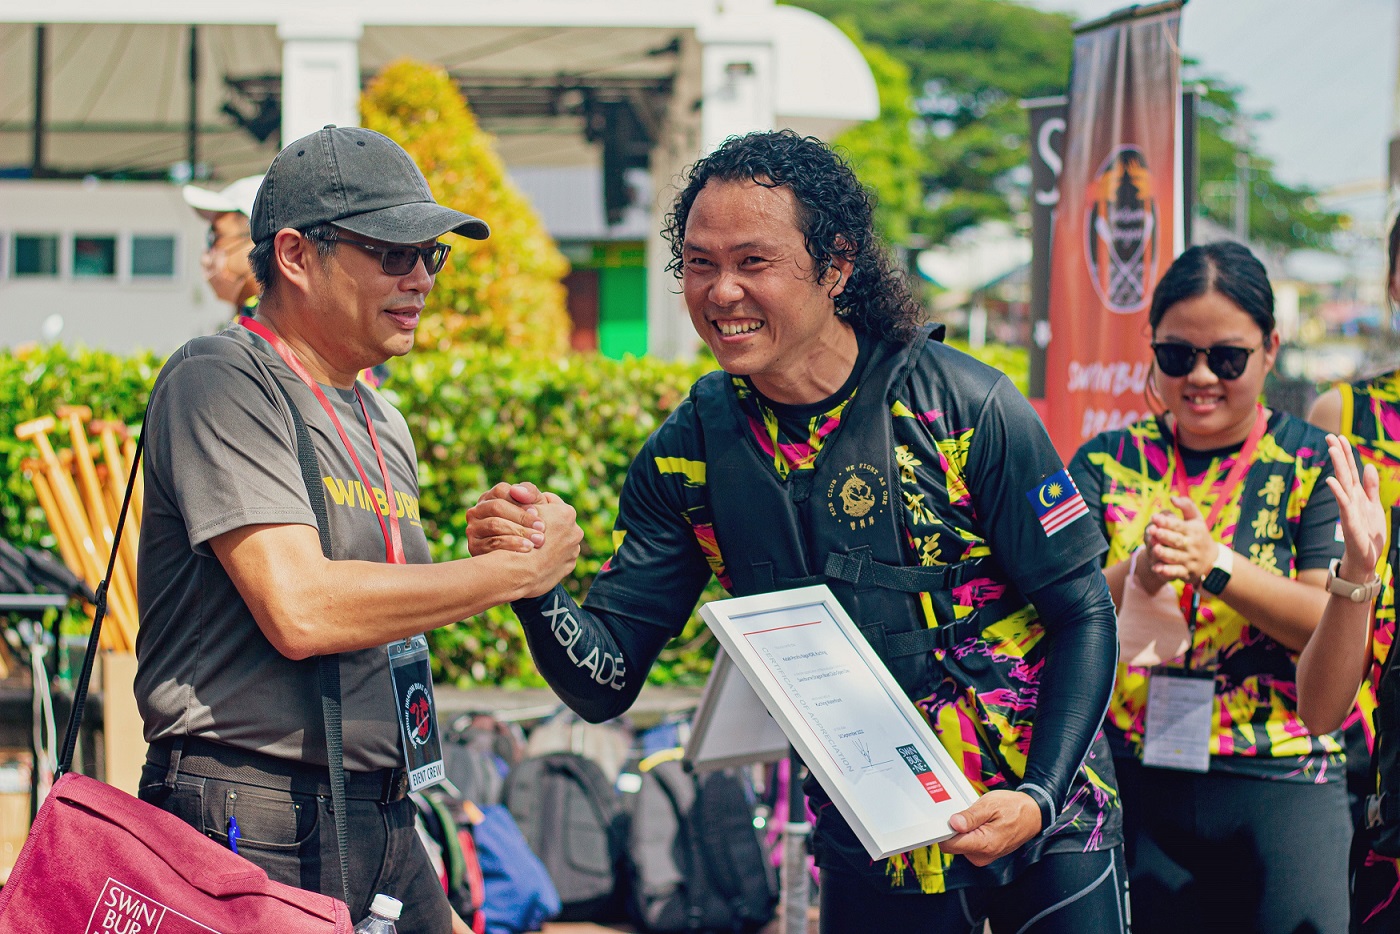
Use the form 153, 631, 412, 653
1151, 341, 1259, 380
330, 233, 452, 276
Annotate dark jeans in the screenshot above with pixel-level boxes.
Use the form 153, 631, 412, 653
138, 760, 451, 932
819, 847, 1129, 934
1116, 756, 1350, 934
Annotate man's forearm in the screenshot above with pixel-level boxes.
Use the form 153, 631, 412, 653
212, 521, 577, 659
512, 586, 672, 723
1019, 561, 1119, 823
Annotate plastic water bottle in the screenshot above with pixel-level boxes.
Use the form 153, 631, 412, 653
352, 894, 402, 933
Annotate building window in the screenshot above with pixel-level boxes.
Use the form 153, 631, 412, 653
73, 236, 117, 278
131, 235, 177, 277
13, 235, 58, 277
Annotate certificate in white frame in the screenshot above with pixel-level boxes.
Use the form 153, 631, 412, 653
700, 584, 980, 860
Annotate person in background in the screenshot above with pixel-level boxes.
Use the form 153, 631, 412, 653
1069, 241, 1350, 934
182, 174, 263, 315
184, 174, 389, 388
1305, 215, 1400, 932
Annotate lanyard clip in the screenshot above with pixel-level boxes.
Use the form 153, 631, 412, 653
1184, 586, 1200, 672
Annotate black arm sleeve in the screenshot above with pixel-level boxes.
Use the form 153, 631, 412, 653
1018, 558, 1119, 821
511, 586, 674, 724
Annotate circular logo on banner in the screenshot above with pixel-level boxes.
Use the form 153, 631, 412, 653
1084, 145, 1159, 315
402, 682, 433, 748
826, 464, 888, 530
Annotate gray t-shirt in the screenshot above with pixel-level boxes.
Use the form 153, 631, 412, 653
135, 325, 432, 771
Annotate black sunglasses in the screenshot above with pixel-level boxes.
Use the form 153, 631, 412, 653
206, 227, 251, 250
330, 234, 451, 276
1151, 341, 1260, 380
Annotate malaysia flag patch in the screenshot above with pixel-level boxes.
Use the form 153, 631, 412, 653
1026, 468, 1089, 537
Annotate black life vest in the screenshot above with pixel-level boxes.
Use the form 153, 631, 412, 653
693, 323, 992, 695
1368, 505, 1400, 855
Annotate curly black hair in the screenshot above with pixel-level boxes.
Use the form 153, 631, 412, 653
662, 130, 925, 343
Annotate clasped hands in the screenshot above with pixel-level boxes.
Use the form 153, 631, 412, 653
1137, 434, 1386, 597
466, 481, 584, 599
467, 481, 570, 556
1134, 495, 1219, 595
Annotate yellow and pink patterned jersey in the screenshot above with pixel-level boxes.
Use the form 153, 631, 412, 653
590, 338, 1120, 894
1070, 412, 1345, 781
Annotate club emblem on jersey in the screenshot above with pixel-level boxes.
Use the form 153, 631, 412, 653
1085, 145, 1159, 314
827, 463, 888, 531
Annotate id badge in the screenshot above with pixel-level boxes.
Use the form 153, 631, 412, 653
1141, 666, 1216, 773
387, 636, 445, 791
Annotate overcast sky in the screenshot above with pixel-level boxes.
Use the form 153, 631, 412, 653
1027, 0, 1395, 225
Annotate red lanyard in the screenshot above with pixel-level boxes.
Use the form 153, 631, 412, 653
1170, 404, 1268, 535
1169, 404, 1268, 634
241, 317, 406, 565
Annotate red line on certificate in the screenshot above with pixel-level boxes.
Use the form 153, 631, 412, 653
742, 619, 824, 636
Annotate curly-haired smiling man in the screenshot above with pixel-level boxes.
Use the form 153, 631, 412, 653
469, 131, 1127, 933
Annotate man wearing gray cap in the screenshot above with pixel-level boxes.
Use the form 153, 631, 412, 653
135, 126, 583, 932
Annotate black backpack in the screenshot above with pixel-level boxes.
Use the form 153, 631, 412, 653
623, 753, 778, 933
502, 751, 626, 921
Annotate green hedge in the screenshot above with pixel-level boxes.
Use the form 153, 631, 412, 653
0, 345, 160, 549
1, 338, 1031, 688
0, 343, 720, 687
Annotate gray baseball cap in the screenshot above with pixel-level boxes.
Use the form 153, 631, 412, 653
250, 125, 489, 245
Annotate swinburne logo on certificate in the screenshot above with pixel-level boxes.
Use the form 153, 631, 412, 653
897, 744, 951, 803
1026, 468, 1088, 537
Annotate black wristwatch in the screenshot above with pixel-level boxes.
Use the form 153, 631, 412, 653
1202, 543, 1234, 595
1018, 782, 1057, 830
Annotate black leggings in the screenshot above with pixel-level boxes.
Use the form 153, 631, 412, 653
818, 847, 1129, 934
1115, 756, 1350, 934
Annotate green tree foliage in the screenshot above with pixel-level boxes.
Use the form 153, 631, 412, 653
832, 33, 926, 246
1190, 71, 1345, 251
1, 344, 720, 686
791, 0, 1073, 245
794, 1, 1344, 253
361, 60, 572, 354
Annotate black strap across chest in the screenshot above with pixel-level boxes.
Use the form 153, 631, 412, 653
693, 324, 992, 688
58, 378, 356, 907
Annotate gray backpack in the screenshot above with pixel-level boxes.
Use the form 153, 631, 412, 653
623, 755, 778, 933
502, 751, 626, 922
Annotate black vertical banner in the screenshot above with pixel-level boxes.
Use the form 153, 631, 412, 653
1023, 96, 1067, 400
1183, 85, 1200, 249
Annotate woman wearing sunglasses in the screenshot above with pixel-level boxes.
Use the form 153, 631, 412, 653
1068, 241, 1350, 934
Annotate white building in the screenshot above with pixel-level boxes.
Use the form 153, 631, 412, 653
0, 1, 876, 357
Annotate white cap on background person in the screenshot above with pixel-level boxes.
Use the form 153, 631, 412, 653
182, 175, 265, 220
185, 175, 265, 309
